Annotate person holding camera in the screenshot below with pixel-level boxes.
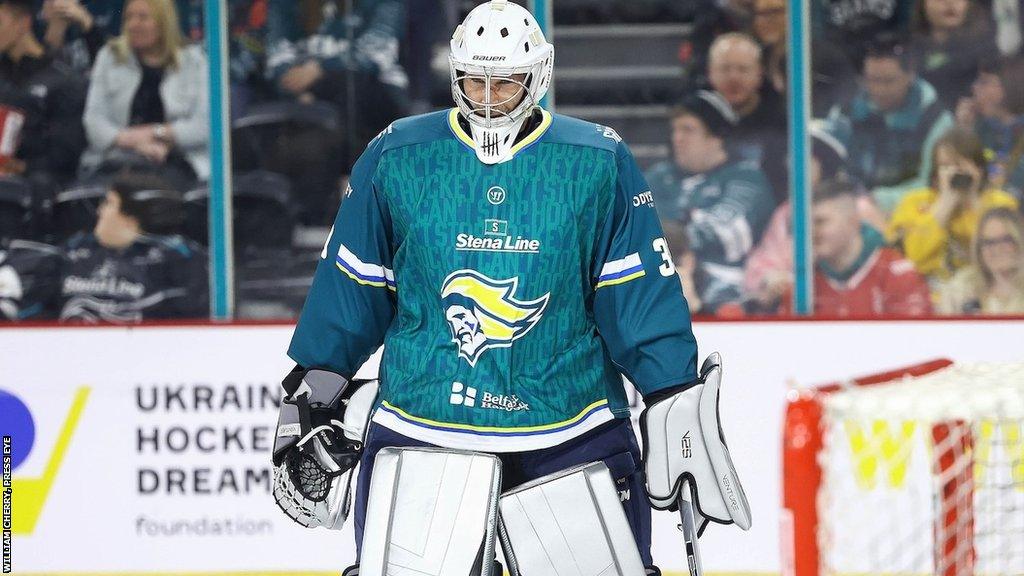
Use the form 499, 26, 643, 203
888, 127, 1019, 285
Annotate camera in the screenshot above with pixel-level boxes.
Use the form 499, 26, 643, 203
950, 171, 975, 193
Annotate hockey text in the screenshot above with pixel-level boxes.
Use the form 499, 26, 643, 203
135, 384, 280, 496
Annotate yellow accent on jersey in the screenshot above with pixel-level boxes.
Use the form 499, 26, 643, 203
335, 262, 397, 292
595, 270, 646, 289
380, 399, 609, 434
441, 272, 547, 342
447, 108, 553, 159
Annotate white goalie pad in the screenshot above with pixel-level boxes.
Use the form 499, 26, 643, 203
643, 353, 752, 531
360, 447, 502, 576
498, 461, 647, 576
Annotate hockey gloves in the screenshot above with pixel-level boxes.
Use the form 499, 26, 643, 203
272, 366, 378, 529
640, 353, 752, 535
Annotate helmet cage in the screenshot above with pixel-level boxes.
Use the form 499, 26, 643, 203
449, 54, 551, 130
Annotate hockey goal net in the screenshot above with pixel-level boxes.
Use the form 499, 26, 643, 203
783, 360, 1024, 576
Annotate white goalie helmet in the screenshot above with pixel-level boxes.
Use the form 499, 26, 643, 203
450, 0, 554, 164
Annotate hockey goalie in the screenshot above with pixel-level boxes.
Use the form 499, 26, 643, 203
271, 2, 751, 575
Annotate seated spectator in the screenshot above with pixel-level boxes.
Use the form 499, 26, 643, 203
58, 171, 208, 323
910, 0, 997, 107
812, 38, 859, 115
939, 207, 1024, 313
226, 0, 270, 117
0, 239, 61, 320
661, 219, 705, 314
37, 0, 119, 73
646, 91, 775, 313
707, 32, 789, 204
828, 35, 954, 213
80, 0, 209, 190
265, 0, 409, 155
662, 218, 749, 317
809, 177, 933, 316
956, 57, 1024, 197
0, 179, 60, 320
0, 0, 87, 192
743, 125, 890, 312
888, 127, 1019, 282
678, 0, 747, 91
811, 0, 913, 66
956, 58, 1024, 184
160, 0, 272, 118
751, 0, 787, 94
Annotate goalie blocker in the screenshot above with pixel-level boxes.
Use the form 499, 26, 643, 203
640, 352, 752, 535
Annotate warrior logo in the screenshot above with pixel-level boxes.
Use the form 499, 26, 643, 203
441, 270, 549, 367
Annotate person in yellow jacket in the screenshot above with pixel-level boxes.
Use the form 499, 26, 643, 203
888, 128, 1018, 282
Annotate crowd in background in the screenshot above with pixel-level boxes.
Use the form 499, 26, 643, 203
656, 0, 1024, 317
0, 0, 1021, 324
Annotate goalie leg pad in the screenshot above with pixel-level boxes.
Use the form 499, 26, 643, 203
359, 447, 502, 576
642, 353, 752, 530
499, 461, 647, 576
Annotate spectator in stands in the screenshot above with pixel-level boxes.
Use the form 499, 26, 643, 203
950, 57, 1024, 184
888, 127, 1019, 284
37, 0, 119, 73
956, 57, 1024, 196
0, 0, 87, 192
751, 0, 787, 94
0, 179, 61, 320
827, 35, 954, 213
661, 219, 706, 314
939, 207, 1024, 313
647, 91, 775, 314
265, 0, 409, 156
160, 0, 271, 118
707, 32, 789, 204
809, 177, 933, 316
226, 0, 270, 117
662, 217, 750, 318
679, 0, 747, 91
743, 125, 880, 313
811, 0, 913, 65
80, 0, 209, 190
812, 39, 859, 115
910, 0, 997, 107
58, 171, 208, 323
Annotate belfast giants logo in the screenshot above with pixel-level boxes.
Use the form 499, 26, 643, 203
440, 270, 549, 367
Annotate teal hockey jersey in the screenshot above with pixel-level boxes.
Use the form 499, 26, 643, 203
288, 108, 699, 451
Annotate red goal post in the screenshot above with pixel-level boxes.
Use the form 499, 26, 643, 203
782, 359, 1024, 576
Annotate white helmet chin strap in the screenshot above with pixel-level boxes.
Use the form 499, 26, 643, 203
465, 110, 532, 165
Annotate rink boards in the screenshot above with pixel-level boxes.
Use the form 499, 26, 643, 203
1, 319, 1021, 575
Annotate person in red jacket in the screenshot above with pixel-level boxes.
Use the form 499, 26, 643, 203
810, 177, 934, 317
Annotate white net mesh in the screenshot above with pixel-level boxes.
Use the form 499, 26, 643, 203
818, 363, 1024, 576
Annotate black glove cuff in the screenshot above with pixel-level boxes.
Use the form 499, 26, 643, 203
642, 378, 700, 408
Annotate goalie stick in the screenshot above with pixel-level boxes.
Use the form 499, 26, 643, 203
678, 486, 704, 576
